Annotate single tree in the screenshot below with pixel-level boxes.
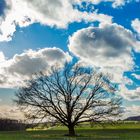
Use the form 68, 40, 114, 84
15, 63, 121, 136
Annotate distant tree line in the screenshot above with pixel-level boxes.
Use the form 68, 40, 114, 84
0, 118, 26, 131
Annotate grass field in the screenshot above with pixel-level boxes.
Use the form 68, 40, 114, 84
0, 122, 140, 140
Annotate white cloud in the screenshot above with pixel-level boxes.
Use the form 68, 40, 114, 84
73, 0, 138, 8
0, 47, 72, 88
119, 84, 140, 101
23, 0, 112, 27
0, 0, 139, 42
0, 105, 24, 120
124, 105, 140, 119
131, 18, 140, 35
132, 73, 140, 80
0, 0, 34, 41
0, 52, 6, 62
0, 0, 112, 42
123, 76, 133, 85
68, 23, 140, 83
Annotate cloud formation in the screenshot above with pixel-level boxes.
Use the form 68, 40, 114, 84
0, 47, 71, 88
131, 18, 140, 36
0, 105, 24, 119
73, 0, 139, 8
119, 84, 140, 101
132, 73, 140, 80
68, 23, 140, 83
0, 0, 112, 42
124, 105, 140, 119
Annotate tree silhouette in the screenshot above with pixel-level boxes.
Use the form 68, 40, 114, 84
15, 63, 121, 136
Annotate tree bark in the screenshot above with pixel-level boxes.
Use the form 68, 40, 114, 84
68, 125, 75, 136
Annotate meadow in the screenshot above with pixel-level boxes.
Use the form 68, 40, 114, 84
0, 122, 140, 140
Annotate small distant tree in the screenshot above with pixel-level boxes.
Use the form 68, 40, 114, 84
15, 63, 121, 136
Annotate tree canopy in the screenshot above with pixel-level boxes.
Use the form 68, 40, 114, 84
15, 63, 121, 136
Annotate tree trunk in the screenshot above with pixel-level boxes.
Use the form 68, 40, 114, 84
68, 125, 75, 136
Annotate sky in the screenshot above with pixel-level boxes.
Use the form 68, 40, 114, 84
0, 0, 140, 119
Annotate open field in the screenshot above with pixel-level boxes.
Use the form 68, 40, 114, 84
0, 122, 140, 140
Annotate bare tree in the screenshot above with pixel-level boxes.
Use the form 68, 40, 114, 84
15, 63, 121, 136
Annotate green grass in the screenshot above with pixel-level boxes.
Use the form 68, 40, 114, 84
0, 122, 140, 140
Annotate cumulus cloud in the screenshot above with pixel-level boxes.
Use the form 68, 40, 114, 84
0, 105, 24, 119
0, 0, 112, 42
131, 18, 140, 36
23, 0, 112, 27
132, 73, 140, 80
73, 0, 139, 8
119, 84, 140, 101
0, 0, 35, 42
0, 51, 6, 62
0, 47, 71, 88
123, 76, 133, 85
123, 105, 140, 119
68, 23, 140, 83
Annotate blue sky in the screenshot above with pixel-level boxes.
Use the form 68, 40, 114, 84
0, 0, 140, 118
